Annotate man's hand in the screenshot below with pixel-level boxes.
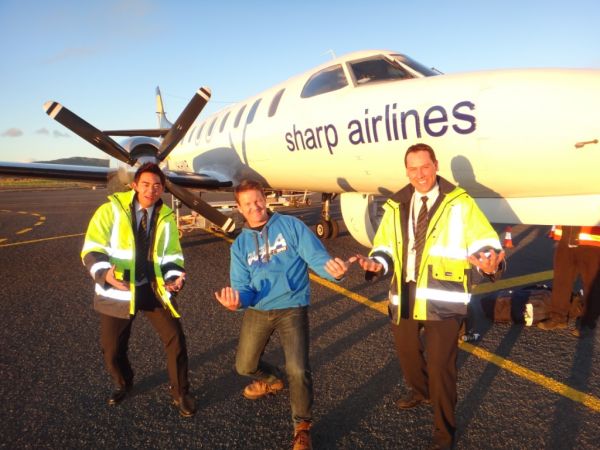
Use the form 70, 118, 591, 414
215, 287, 241, 311
106, 265, 129, 291
325, 256, 357, 280
165, 273, 186, 293
468, 249, 506, 275
354, 254, 384, 273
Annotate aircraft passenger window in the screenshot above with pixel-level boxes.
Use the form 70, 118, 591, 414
246, 99, 262, 124
195, 123, 206, 140
350, 58, 411, 85
301, 65, 348, 98
234, 105, 247, 128
207, 117, 218, 137
268, 89, 285, 117
219, 111, 231, 133
187, 126, 196, 143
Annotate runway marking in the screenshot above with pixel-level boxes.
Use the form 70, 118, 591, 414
0, 233, 85, 248
194, 229, 600, 412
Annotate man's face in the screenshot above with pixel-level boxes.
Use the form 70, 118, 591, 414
236, 189, 268, 227
406, 150, 439, 194
132, 172, 164, 208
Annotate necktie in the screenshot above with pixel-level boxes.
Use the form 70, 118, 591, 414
413, 196, 428, 275
135, 209, 148, 282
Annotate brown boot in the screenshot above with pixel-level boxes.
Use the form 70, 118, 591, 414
292, 421, 312, 450
537, 319, 567, 330
243, 379, 284, 400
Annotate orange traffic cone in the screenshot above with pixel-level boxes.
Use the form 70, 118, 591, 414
503, 226, 514, 248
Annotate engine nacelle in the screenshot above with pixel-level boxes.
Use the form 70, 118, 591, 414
340, 192, 387, 248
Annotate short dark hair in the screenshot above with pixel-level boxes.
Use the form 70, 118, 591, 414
234, 179, 265, 203
404, 143, 437, 167
134, 162, 166, 186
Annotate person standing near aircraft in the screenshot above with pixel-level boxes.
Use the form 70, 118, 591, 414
214, 179, 352, 450
355, 143, 505, 449
81, 162, 195, 417
538, 225, 600, 338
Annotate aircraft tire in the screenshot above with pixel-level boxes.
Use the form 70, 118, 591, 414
316, 220, 332, 240
330, 219, 339, 238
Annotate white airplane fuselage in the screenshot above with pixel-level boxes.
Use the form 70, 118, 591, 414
166, 50, 600, 246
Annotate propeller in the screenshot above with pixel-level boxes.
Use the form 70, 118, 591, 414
156, 87, 211, 161
44, 87, 235, 233
44, 101, 134, 165
165, 179, 235, 233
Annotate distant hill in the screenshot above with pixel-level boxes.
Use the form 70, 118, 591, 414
37, 157, 110, 167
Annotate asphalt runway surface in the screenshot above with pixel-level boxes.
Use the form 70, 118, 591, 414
1, 188, 598, 449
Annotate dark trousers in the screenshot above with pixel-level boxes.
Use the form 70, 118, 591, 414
550, 241, 600, 327
391, 283, 461, 447
99, 284, 189, 398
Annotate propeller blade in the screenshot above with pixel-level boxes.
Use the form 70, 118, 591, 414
44, 101, 135, 165
156, 87, 211, 161
165, 179, 235, 233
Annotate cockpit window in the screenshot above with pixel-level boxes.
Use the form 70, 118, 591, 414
350, 57, 412, 85
391, 54, 438, 77
301, 65, 348, 98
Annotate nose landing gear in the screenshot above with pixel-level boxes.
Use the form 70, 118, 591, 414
315, 193, 339, 239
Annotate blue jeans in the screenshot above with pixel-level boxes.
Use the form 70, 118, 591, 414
236, 306, 313, 425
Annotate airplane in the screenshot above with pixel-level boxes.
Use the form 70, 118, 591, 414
1, 49, 599, 248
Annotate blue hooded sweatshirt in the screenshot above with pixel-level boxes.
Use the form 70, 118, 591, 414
230, 212, 337, 310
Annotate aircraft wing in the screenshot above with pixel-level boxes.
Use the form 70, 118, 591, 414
162, 170, 233, 189
0, 161, 233, 190
0, 161, 110, 182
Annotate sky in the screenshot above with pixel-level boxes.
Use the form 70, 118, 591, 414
0, 0, 598, 163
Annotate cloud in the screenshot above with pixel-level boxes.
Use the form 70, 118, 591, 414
42, 47, 99, 64
2, 128, 23, 137
36, 128, 50, 135
53, 130, 70, 138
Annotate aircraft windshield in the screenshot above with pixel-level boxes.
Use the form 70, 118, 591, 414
349, 58, 412, 85
391, 54, 439, 77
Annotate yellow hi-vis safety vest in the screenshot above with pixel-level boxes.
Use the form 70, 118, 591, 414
81, 190, 184, 319
370, 179, 502, 322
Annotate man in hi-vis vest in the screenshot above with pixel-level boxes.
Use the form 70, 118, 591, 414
82, 162, 195, 417
355, 143, 505, 449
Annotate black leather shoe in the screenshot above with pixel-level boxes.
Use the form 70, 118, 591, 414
173, 393, 196, 417
108, 387, 128, 405
397, 394, 431, 409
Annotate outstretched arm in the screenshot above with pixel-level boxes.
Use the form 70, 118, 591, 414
215, 286, 242, 311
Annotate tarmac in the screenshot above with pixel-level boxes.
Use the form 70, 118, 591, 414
0, 188, 598, 449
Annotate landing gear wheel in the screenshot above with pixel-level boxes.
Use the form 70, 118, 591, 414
330, 219, 339, 239
316, 220, 332, 239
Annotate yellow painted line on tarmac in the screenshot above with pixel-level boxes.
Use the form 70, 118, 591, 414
473, 270, 554, 295
0, 232, 85, 248
16, 228, 33, 234
202, 228, 599, 412
461, 342, 600, 412
309, 274, 388, 314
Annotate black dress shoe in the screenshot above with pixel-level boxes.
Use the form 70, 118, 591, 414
108, 386, 128, 406
397, 393, 431, 409
172, 393, 196, 417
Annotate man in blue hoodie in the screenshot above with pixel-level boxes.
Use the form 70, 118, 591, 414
215, 180, 352, 450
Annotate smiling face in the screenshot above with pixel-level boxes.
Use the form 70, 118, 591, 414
132, 172, 164, 208
405, 149, 439, 194
236, 188, 269, 227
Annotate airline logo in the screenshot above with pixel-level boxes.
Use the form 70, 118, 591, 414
285, 100, 476, 154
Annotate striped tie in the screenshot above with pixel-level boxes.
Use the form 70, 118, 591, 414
414, 196, 428, 274
135, 208, 148, 282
